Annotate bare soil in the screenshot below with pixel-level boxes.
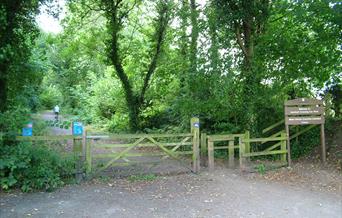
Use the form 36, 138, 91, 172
1, 167, 341, 218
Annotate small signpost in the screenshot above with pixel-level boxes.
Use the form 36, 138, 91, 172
22, 122, 33, 136
72, 121, 84, 182
285, 98, 325, 166
72, 122, 83, 135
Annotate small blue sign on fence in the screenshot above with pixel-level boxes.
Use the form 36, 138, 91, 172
73, 122, 83, 135
22, 122, 33, 136
193, 122, 200, 128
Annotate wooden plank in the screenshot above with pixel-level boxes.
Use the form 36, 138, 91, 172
93, 151, 193, 159
200, 133, 207, 167
171, 137, 191, 152
261, 130, 283, 144
281, 133, 287, 162
242, 136, 287, 143
243, 149, 288, 157
265, 126, 314, 152
87, 133, 192, 140
245, 131, 250, 161
285, 116, 324, 125
191, 117, 200, 173
262, 119, 285, 134
321, 124, 326, 163
290, 125, 316, 139
16, 135, 81, 141
285, 106, 324, 115
265, 142, 281, 151
146, 137, 180, 160
97, 137, 146, 173
229, 140, 234, 168
286, 124, 291, 166
214, 145, 239, 150
239, 138, 246, 169
85, 139, 92, 174
208, 140, 214, 171
214, 146, 229, 150
285, 98, 323, 106
93, 142, 192, 148
207, 135, 233, 141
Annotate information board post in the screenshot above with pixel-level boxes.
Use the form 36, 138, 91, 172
22, 122, 33, 136
285, 98, 325, 166
72, 121, 84, 182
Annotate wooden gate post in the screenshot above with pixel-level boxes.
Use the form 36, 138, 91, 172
200, 133, 207, 167
280, 132, 287, 163
228, 140, 234, 168
208, 139, 214, 171
85, 133, 92, 175
245, 131, 250, 161
285, 124, 291, 167
321, 124, 326, 163
191, 117, 200, 173
73, 137, 82, 183
239, 134, 247, 169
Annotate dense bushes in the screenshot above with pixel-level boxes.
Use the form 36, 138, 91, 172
0, 108, 75, 192
0, 142, 75, 192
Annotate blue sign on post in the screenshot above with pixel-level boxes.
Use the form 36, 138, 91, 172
72, 122, 83, 135
193, 122, 200, 128
22, 122, 33, 136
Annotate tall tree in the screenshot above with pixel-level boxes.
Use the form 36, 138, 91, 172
80, 0, 172, 130
0, 1, 42, 112
213, 0, 270, 130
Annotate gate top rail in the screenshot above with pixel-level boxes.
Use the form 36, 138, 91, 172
86, 133, 192, 140
242, 136, 287, 143
8, 135, 82, 141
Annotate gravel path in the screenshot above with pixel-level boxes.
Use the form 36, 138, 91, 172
1, 169, 341, 218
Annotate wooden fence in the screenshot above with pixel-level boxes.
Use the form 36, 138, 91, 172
202, 131, 288, 171
201, 133, 243, 171
1, 118, 200, 179
85, 117, 200, 175
2, 118, 321, 176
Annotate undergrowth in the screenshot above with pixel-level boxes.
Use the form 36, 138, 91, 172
0, 142, 75, 192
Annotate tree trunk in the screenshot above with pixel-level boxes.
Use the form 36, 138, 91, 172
0, 73, 7, 113
189, 0, 198, 76
103, 0, 170, 131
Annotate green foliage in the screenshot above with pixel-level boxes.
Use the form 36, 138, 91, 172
128, 174, 157, 182
290, 127, 320, 159
0, 107, 30, 135
39, 85, 63, 109
256, 163, 266, 175
0, 143, 75, 192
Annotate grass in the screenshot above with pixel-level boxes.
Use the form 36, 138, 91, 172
128, 174, 157, 182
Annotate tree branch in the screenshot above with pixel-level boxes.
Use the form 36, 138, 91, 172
139, 1, 170, 103
234, 24, 248, 59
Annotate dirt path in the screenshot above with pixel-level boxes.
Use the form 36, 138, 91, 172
1, 168, 341, 218
38, 111, 71, 135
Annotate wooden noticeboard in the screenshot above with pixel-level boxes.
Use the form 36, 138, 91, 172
284, 98, 326, 166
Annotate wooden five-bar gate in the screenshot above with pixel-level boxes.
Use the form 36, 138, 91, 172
3, 109, 324, 178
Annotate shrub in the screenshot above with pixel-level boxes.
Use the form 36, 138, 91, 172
0, 142, 75, 192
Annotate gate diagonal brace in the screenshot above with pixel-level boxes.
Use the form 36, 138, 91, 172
147, 137, 196, 173
96, 137, 146, 174
147, 137, 179, 159
161, 137, 190, 160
